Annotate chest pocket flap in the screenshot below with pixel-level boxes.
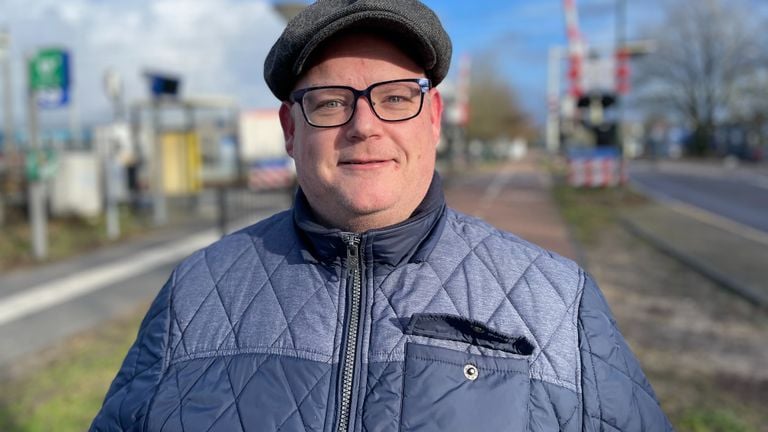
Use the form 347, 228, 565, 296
400, 314, 533, 432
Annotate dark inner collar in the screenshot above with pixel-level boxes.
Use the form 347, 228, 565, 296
293, 173, 445, 266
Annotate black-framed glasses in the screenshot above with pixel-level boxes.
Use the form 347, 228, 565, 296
289, 78, 431, 128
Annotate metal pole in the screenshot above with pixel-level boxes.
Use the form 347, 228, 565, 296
105, 128, 120, 239
151, 100, 167, 226
615, 0, 627, 154
1, 30, 15, 154
217, 185, 227, 236
104, 70, 124, 240
26, 54, 47, 260
0, 30, 13, 226
68, 87, 80, 149
546, 46, 562, 154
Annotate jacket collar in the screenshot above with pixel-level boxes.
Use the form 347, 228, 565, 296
293, 173, 446, 267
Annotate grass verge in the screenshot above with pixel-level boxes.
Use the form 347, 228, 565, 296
0, 307, 145, 432
552, 181, 764, 432
0, 206, 152, 272
551, 183, 649, 245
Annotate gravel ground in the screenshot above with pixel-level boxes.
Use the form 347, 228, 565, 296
585, 223, 768, 430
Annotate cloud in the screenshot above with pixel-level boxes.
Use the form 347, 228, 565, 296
0, 0, 285, 129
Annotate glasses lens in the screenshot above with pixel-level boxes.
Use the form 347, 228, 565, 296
370, 81, 424, 121
301, 88, 355, 127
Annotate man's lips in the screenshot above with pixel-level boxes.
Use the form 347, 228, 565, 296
339, 159, 394, 166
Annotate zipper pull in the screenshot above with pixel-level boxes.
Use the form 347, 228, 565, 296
341, 233, 360, 268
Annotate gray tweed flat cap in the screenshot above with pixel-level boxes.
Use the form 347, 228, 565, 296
264, 0, 452, 101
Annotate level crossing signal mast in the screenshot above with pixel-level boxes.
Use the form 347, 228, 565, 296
561, 0, 625, 187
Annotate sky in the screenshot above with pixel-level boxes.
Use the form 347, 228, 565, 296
1, 0, 767, 134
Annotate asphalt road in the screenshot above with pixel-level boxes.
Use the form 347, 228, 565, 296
626, 159, 768, 305
630, 160, 768, 234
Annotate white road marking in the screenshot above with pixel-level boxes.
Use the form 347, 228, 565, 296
0, 230, 218, 327
483, 169, 512, 202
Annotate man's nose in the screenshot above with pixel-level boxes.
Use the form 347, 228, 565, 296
345, 95, 380, 138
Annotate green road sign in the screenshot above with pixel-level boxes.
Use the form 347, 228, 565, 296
25, 148, 58, 182
28, 48, 70, 91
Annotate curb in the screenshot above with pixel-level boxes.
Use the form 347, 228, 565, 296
620, 217, 768, 308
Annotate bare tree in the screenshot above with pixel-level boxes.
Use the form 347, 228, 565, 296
634, 0, 765, 155
466, 57, 534, 143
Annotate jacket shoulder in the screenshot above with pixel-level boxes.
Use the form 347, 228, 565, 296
174, 210, 295, 278
443, 207, 581, 276
165, 210, 301, 363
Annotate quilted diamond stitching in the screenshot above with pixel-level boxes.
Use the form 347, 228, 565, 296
370, 222, 489, 359
307, 261, 339, 316
372, 260, 462, 361
558, 400, 580, 430
157, 361, 182, 431
234, 235, 290, 342
207, 356, 261, 432
171, 286, 219, 358
528, 273, 580, 364
587, 414, 623, 431
421, 262, 463, 314
224, 357, 247, 432
173, 252, 205, 285
615, 330, 642, 431
116, 338, 167, 429
252, 265, 337, 354
158, 359, 219, 429
237, 230, 338, 355
579, 318, 604, 429
222, 354, 277, 405
212, 252, 267, 348
432, 224, 492, 285
224, 257, 289, 350
204, 250, 240, 350
197, 357, 247, 432
366, 243, 505, 398
490, 267, 564, 383
371, 283, 406, 352
590, 353, 658, 404
170, 244, 253, 358
269, 280, 299, 348
168, 271, 194, 360
103, 309, 168, 408
479, 251, 580, 387
171, 312, 189, 361
162, 354, 272, 430
362, 364, 394, 406
274, 357, 331, 430
531, 260, 569, 310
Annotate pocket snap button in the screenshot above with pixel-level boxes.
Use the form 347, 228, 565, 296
463, 364, 479, 381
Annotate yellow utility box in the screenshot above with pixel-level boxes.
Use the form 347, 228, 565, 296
160, 132, 201, 195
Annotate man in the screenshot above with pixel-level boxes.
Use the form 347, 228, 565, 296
92, 1, 671, 431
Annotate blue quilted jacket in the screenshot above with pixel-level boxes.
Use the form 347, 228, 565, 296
92, 177, 671, 431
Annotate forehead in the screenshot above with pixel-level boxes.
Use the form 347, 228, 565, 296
296, 33, 425, 88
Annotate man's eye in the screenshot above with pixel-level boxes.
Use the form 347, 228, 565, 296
381, 94, 414, 104
314, 99, 345, 110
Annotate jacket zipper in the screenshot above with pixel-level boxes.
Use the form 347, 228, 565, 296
338, 233, 362, 432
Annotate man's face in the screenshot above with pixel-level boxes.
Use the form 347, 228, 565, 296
280, 33, 443, 232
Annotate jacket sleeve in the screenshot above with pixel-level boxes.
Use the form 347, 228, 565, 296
578, 274, 673, 431
90, 273, 174, 432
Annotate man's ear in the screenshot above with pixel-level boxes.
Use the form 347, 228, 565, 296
428, 89, 444, 148
279, 102, 296, 157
